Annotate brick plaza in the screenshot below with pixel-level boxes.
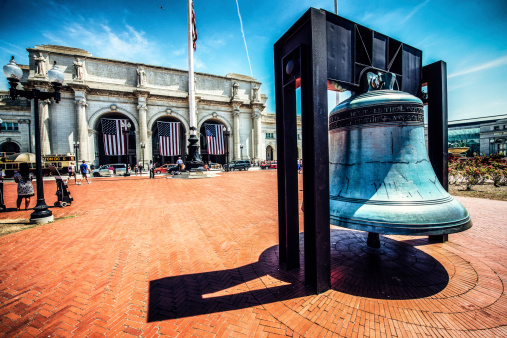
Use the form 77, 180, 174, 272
0, 171, 506, 337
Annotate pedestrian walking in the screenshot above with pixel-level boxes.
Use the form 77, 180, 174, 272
79, 160, 91, 184
14, 163, 34, 211
176, 157, 183, 173
149, 160, 155, 179
68, 162, 77, 184
134, 165, 139, 176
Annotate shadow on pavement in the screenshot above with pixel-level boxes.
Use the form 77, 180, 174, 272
148, 229, 449, 321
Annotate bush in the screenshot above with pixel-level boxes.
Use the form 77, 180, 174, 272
448, 154, 507, 190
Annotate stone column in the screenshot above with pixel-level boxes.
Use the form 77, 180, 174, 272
40, 99, 51, 155
252, 111, 262, 161
233, 108, 241, 160
75, 96, 89, 162
89, 130, 98, 167
137, 97, 148, 166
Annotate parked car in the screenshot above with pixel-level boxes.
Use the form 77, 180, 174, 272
260, 161, 277, 169
91, 163, 127, 177
226, 160, 250, 171
155, 164, 178, 174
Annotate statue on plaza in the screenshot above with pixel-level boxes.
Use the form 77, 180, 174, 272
73, 58, 85, 81
232, 82, 239, 99
252, 85, 259, 102
137, 67, 147, 87
34, 52, 47, 76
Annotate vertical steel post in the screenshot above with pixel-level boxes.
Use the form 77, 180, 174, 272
424, 60, 449, 243
301, 10, 331, 293
275, 48, 300, 269
274, 44, 288, 266
281, 80, 299, 269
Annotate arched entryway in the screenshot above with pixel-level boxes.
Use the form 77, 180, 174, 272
0, 141, 20, 154
95, 113, 137, 166
199, 119, 227, 165
151, 116, 186, 166
266, 145, 273, 161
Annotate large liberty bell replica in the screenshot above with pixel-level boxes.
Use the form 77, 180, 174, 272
329, 72, 472, 248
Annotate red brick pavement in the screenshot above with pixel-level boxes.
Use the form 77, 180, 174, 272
0, 171, 506, 337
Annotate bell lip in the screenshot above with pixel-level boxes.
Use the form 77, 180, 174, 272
330, 215, 473, 236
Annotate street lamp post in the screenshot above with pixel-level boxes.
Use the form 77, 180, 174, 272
18, 119, 32, 153
140, 142, 145, 174
3, 56, 65, 224
240, 144, 244, 160
73, 141, 80, 166
123, 121, 131, 176
224, 129, 230, 171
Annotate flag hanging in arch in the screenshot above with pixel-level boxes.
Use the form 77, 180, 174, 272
205, 124, 225, 155
158, 121, 181, 156
101, 118, 129, 156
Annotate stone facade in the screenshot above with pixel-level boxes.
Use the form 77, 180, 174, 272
261, 113, 302, 161
1, 45, 271, 167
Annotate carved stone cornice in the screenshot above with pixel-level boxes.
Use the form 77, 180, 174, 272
250, 102, 266, 110
133, 89, 150, 98
231, 100, 242, 111
68, 83, 90, 92
24, 81, 51, 92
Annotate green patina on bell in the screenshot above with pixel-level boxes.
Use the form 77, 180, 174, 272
329, 72, 472, 240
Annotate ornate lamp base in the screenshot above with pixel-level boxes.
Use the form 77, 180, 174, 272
185, 134, 204, 171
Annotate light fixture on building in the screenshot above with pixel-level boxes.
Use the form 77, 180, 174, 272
140, 142, 146, 173
73, 141, 80, 164
3, 56, 65, 224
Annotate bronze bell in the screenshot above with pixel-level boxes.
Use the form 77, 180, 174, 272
329, 72, 472, 246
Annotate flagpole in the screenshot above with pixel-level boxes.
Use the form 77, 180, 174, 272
188, 0, 196, 134
185, 0, 203, 170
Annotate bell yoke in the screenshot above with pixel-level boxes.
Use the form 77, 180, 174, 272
275, 7, 469, 293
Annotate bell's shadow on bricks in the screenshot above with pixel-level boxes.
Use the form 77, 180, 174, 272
329, 229, 449, 299
148, 229, 449, 321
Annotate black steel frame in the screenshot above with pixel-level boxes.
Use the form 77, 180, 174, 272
275, 8, 449, 293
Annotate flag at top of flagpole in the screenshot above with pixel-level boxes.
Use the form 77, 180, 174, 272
192, 1, 197, 51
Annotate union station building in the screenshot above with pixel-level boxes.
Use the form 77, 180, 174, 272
0, 45, 297, 167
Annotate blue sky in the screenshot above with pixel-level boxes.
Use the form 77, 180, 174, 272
1, 0, 506, 121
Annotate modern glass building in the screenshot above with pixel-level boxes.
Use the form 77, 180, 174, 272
449, 114, 507, 156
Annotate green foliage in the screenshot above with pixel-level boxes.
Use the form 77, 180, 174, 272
448, 154, 507, 190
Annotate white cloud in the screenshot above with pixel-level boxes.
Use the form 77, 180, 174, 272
400, 0, 431, 25
42, 20, 161, 66
448, 55, 507, 78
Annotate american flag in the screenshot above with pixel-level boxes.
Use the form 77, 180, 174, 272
192, 1, 197, 51
158, 121, 180, 156
205, 124, 225, 155
102, 119, 129, 156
